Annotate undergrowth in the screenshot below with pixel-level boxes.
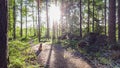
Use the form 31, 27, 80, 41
8, 40, 39, 68
60, 39, 113, 65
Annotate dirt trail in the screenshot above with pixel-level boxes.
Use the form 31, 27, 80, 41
32, 43, 95, 68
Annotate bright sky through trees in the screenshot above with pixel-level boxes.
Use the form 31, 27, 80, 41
16, 4, 61, 28
49, 4, 61, 22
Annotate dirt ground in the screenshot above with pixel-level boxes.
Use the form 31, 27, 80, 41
31, 43, 96, 68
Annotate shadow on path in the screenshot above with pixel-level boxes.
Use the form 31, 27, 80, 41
53, 45, 77, 68
53, 45, 68, 68
44, 44, 53, 68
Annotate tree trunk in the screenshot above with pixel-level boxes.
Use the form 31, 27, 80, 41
25, 3, 27, 38
32, 2, 35, 36
87, 0, 90, 33
61, 0, 64, 34
79, 0, 82, 38
46, 0, 49, 39
104, 0, 107, 35
92, 0, 94, 32
108, 0, 116, 44
13, 0, 16, 39
0, 0, 8, 67
53, 21, 55, 39
35, 6, 38, 36
20, 0, 23, 37
118, 0, 120, 41
37, 0, 41, 42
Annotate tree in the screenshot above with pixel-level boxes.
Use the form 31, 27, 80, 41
46, 0, 50, 39
37, 0, 41, 42
20, 0, 23, 37
92, 0, 95, 32
52, 21, 56, 39
32, 1, 36, 36
108, 0, 116, 44
0, 0, 8, 67
61, 0, 64, 34
87, 0, 90, 33
13, 0, 16, 39
25, 1, 28, 37
118, 0, 120, 41
104, 0, 107, 35
79, 0, 82, 38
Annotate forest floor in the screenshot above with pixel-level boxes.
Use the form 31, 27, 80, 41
31, 42, 120, 68
31, 43, 96, 68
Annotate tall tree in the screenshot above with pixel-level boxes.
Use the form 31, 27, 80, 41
36, 6, 38, 36
46, 0, 50, 39
108, 0, 116, 44
37, 0, 41, 42
104, 0, 107, 35
0, 0, 8, 67
32, 1, 36, 36
52, 21, 55, 39
20, 0, 23, 37
118, 0, 120, 41
79, 0, 82, 38
25, 1, 27, 37
13, 0, 16, 39
87, 0, 90, 33
55, 0, 58, 39
61, 0, 64, 34
92, 0, 95, 32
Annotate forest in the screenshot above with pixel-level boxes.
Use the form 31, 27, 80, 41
0, 0, 120, 68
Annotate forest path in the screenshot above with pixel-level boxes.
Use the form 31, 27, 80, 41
31, 43, 95, 68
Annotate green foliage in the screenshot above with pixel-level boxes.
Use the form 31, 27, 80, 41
94, 22, 104, 34
98, 57, 112, 65
8, 40, 27, 68
69, 40, 78, 49
60, 40, 79, 50
8, 40, 39, 68
22, 6, 27, 17
9, 59, 24, 68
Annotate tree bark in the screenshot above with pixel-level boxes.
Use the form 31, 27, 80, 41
32, 2, 35, 36
118, 0, 120, 41
52, 21, 55, 39
13, 0, 16, 39
87, 0, 90, 33
92, 0, 94, 32
61, 0, 64, 34
37, 0, 41, 42
79, 0, 82, 38
104, 0, 107, 35
46, 0, 50, 39
20, 0, 23, 37
0, 0, 8, 67
108, 0, 116, 44
25, 2, 27, 38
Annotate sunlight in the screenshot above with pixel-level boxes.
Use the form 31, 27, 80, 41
49, 4, 61, 23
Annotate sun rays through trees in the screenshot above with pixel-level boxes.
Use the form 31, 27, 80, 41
1, 0, 120, 67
